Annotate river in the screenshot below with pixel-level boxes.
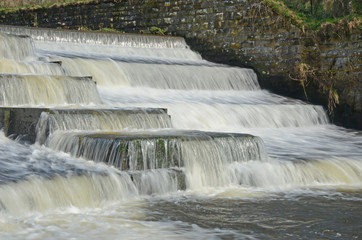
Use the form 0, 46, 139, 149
0, 26, 361, 239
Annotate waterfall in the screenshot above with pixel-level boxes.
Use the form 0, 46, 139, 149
60, 58, 131, 86
36, 41, 202, 60
0, 33, 35, 61
35, 109, 172, 143
0, 25, 360, 240
0, 74, 101, 106
0, 59, 65, 75
45, 130, 266, 186
227, 158, 362, 190
0, 171, 181, 215
180, 136, 267, 189
164, 103, 330, 129
0, 25, 189, 48
0, 26, 359, 193
61, 58, 259, 89
44, 130, 362, 191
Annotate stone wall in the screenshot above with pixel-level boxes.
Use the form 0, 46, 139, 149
0, 0, 361, 129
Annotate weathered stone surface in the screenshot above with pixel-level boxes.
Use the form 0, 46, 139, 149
0, 107, 46, 142
0, 0, 360, 129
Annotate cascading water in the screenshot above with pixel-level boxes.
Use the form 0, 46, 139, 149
36, 41, 203, 61
0, 33, 35, 61
0, 25, 361, 239
0, 25, 188, 47
0, 59, 65, 75
0, 74, 101, 106
35, 108, 172, 143
60, 58, 259, 89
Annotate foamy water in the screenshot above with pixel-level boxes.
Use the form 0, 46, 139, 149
0, 25, 361, 239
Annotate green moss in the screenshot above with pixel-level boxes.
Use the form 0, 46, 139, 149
149, 26, 166, 35
262, 0, 305, 29
119, 142, 126, 154
352, 0, 361, 16
306, 17, 338, 29
156, 138, 166, 167
3, 110, 10, 135
264, 0, 361, 30
133, 140, 143, 169
118, 141, 128, 170
99, 27, 120, 33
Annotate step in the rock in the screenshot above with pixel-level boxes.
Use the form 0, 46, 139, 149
47, 130, 266, 171
0, 74, 101, 106
0, 107, 171, 143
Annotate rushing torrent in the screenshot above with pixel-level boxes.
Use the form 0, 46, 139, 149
0, 25, 361, 240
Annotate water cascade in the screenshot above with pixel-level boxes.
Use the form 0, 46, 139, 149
46, 131, 265, 170
0, 59, 65, 75
35, 108, 172, 143
0, 33, 35, 61
0, 74, 101, 106
0, 25, 361, 239
60, 58, 259, 89
0, 25, 187, 47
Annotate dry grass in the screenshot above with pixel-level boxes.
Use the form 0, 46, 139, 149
317, 17, 361, 41
290, 62, 342, 116
347, 17, 361, 31
289, 63, 316, 101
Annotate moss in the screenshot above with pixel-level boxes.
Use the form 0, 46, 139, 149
118, 141, 128, 170
263, 0, 361, 30
156, 138, 166, 167
99, 27, 120, 33
149, 26, 166, 35
133, 140, 143, 170
3, 110, 10, 135
119, 142, 126, 154
262, 0, 305, 29
352, 0, 361, 15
